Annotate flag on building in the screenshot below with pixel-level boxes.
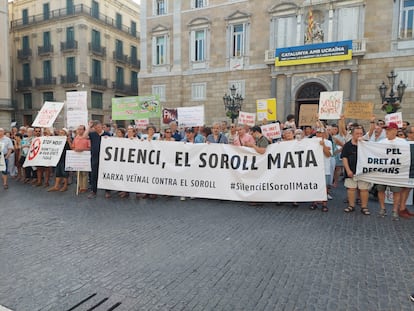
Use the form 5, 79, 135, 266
305, 6, 314, 43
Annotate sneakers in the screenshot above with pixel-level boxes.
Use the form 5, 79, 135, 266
378, 209, 387, 217
392, 211, 400, 221
87, 192, 97, 199
327, 194, 333, 200
309, 203, 318, 210
399, 209, 412, 219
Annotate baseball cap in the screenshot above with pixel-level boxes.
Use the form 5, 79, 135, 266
386, 122, 398, 130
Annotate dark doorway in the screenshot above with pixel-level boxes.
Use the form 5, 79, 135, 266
295, 82, 327, 121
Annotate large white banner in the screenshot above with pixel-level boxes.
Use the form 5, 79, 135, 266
23, 136, 67, 167
98, 138, 327, 202
65, 150, 91, 172
356, 140, 414, 187
32, 101, 65, 128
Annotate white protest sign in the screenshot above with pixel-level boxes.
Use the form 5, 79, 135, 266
356, 140, 413, 187
238, 111, 256, 126
0, 142, 5, 172
98, 138, 327, 202
66, 110, 89, 130
385, 112, 403, 128
32, 101, 65, 128
177, 106, 204, 127
318, 91, 343, 120
65, 150, 91, 171
66, 91, 87, 111
23, 136, 67, 167
261, 123, 281, 140
134, 119, 149, 129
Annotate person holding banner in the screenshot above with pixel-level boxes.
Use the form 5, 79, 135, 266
233, 125, 255, 147
47, 129, 71, 192
375, 122, 408, 220
21, 128, 35, 184
169, 121, 182, 142
398, 126, 414, 218
206, 122, 228, 144
0, 128, 14, 189
162, 128, 175, 142
71, 125, 91, 193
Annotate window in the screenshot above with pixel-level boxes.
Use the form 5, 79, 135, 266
67, 0, 74, 14
400, 0, 414, 38
191, 83, 206, 100
43, 60, 52, 82
66, 57, 76, 81
22, 9, 28, 25
154, 35, 166, 65
91, 91, 103, 109
43, 31, 51, 48
131, 71, 138, 92
152, 85, 166, 101
92, 59, 102, 83
22, 35, 30, 51
23, 63, 31, 82
67, 26, 75, 46
115, 39, 124, 57
92, 29, 101, 49
131, 21, 137, 37
191, 30, 206, 61
116, 13, 122, 30
337, 7, 361, 41
115, 66, 124, 88
193, 0, 207, 9
43, 3, 50, 20
43, 92, 54, 102
275, 16, 297, 48
92, 0, 99, 19
154, 0, 166, 15
231, 24, 245, 57
23, 93, 32, 110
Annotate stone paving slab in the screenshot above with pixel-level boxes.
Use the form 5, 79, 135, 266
0, 179, 413, 311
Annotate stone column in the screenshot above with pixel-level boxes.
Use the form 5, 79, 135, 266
350, 70, 358, 101
271, 75, 277, 98
333, 71, 340, 91
285, 74, 292, 115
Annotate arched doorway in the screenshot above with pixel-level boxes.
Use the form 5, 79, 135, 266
295, 82, 327, 122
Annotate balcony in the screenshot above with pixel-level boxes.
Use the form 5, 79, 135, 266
60, 75, 78, 87
264, 38, 367, 64
35, 77, 57, 89
112, 82, 138, 96
16, 79, 32, 90
11, 4, 140, 39
38, 45, 54, 56
129, 57, 141, 70
17, 48, 32, 60
90, 77, 107, 90
113, 52, 128, 64
88, 43, 106, 57
61, 41, 78, 52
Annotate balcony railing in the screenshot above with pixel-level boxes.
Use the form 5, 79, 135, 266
60, 75, 78, 86
112, 82, 138, 95
11, 4, 139, 38
17, 79, 32, 89
90, 76, 107, 90
129, 57, 141, 70
113, 52, 129, 64
89, 43, 106, 57
264, 38, 367, 64
35, 77, 57, 88
17, 48, 32, 60
38, 45, 54, 55
61, 40, 78, 52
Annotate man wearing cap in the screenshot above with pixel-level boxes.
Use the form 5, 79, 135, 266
376, 122, 409, 220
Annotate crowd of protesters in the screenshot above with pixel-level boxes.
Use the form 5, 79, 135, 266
1, 115, 414, 220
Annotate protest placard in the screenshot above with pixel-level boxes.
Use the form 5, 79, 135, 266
66, 91, 87, 111
32, 101, 65, 128
65, 150, 91, 172
23, 136, 67, 167
162, 108, 178, 124
134, 119, 149, 129
256, 98, 277, 122
298, 104, 318, 126
66, 110, 89, 130
112, 95, 161, 120
385, 112, 403, 128
318, 91, 343, 119
344, 102, 373, 120
177, 106, 205, 127
261, 123, 281, 140
238, 111, 256, 126
98, 138, 327, 202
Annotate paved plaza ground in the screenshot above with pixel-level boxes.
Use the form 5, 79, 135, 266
0, 179, 413, 311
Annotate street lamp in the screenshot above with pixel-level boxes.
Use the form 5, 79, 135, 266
378, 70, 406, 114
223, 85, 244, 123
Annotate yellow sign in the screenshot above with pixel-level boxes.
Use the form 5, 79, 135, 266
256, 98, 277, 122
344, 102, 374, 120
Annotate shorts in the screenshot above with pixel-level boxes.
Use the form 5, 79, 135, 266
376, 184, 402, 193
325, 175, 331, 186
344, 177, 371, 190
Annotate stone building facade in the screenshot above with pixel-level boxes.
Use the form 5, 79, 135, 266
0, 0, 12, 128
139, 0, 414, 127
9, 0, 140, 127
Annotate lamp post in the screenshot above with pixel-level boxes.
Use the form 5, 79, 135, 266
378, 70, 406, 114
223, 85, 243, 123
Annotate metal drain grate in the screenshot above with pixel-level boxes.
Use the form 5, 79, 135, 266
65, 293, 121, 311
